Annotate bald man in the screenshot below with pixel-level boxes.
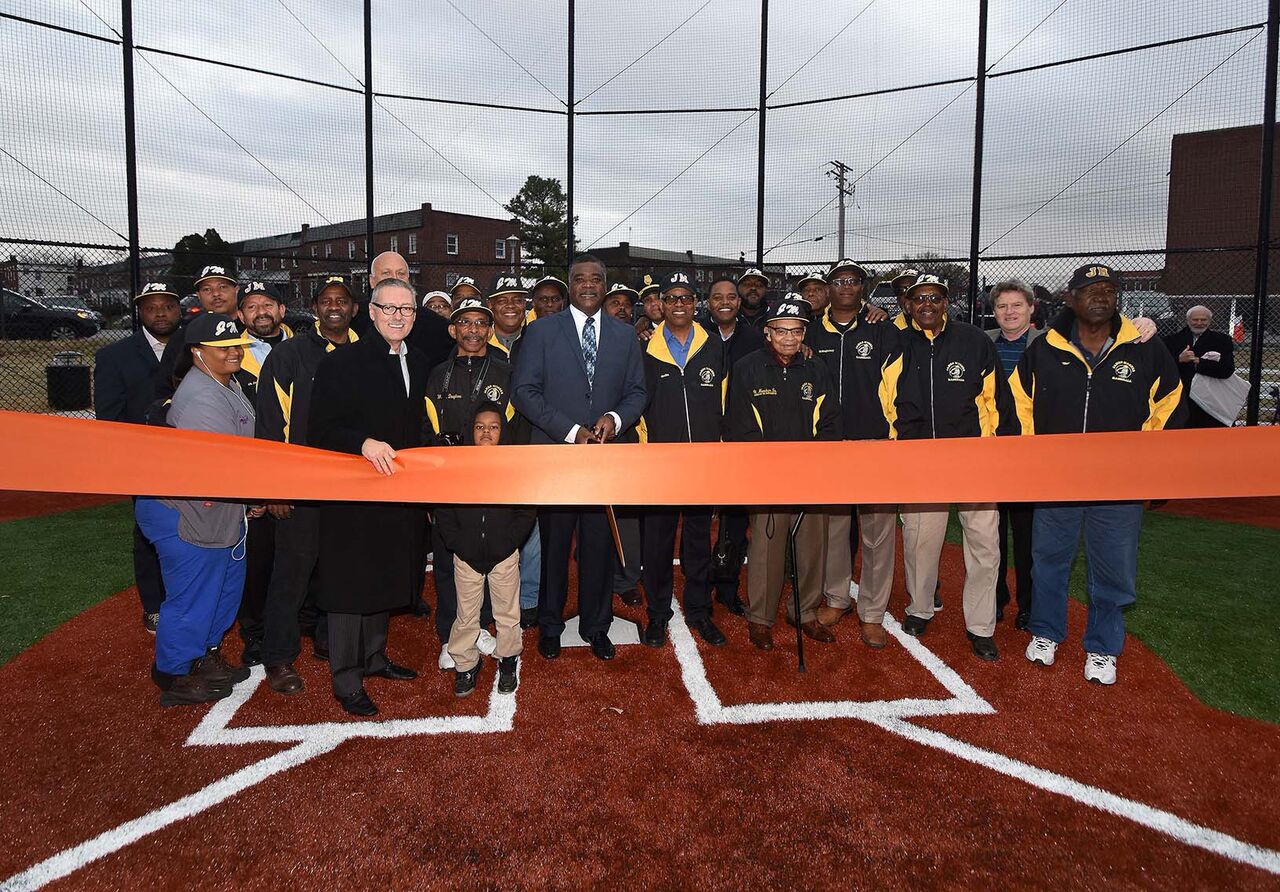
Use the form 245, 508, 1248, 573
366, 251, 453, 370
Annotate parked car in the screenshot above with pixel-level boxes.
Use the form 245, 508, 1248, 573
0, 289, 101, 339
1120, 291, 1181, 338
35, 295, 104, 325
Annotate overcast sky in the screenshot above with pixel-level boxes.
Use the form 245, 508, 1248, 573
0, 0, 1270, 281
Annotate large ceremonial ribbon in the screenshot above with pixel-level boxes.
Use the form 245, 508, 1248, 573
1, 410, 1277, 506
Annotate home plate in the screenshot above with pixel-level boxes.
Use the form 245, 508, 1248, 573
560, 615, 643, 646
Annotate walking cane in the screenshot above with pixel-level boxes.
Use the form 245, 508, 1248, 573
788, 511, 807, 674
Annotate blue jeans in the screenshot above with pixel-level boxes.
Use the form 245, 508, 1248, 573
519, 521, 540, 610
135, 498, 247, 675
1028, 501, 1143, 656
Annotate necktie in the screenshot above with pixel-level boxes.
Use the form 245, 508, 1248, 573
582, 315, 597, 388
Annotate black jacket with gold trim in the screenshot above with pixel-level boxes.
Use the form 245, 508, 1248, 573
255, 322, 356, 446
805, 305, 905, 440
1009, 309, 1185, 435
639, 322, 727, 443
895, 316, 1013, 440
726, 348, 841, 442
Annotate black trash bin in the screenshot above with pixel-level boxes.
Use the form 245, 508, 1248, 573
47, 351, 91, 411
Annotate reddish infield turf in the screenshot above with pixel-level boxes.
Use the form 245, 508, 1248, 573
1157, 497, 1280, 529
0, 491, 125, 523
0, 542, 1277, 890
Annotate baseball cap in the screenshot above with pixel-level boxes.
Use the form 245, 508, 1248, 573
314, 275, 353, 300
661, 270, 696, 295
606, 282, 639, 300
133, 281, 178, 303
488, 273, 527, 299
827, 258, 869, 281
1068, 263, 1124, 291
184, 312, 252, 347
793, 272, 826, 289
638, 274, 660, 299
450, 297, 495, 323
194, 265, 236, 288
238, 280, 280, 304
905, 273, 950, 298
738, 267, 769, 285
531, 274, 568, 297
890, 268, 920, 286
765, 294, 813, 324
421, 289, 450, 307
450, 276, 482, 297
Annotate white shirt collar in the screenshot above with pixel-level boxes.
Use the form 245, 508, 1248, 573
141, 326, 165, 361
568, 303, 600, 335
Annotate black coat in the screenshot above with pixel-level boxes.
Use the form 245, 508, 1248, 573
308, 329, 429, 614
94, 329, 160, 424
1163, 326, 1236, 389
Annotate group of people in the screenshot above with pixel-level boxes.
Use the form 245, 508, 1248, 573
93, 249, 1193, 714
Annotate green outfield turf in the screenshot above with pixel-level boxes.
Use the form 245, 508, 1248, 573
1, 501, 1276, 723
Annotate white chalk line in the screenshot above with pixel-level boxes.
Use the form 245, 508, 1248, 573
2, 664, 519, 891
667, 586, 1280, 878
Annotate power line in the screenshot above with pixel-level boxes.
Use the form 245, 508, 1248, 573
586, 111, 758, 249
767, 0, 877, 100
374, 100, 507, 212
578, 0, 715, 104
0, 146, 127, 242
982, 29, 1262, 253
444, 0, 566, 107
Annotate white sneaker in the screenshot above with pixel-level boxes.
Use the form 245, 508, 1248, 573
438, 644, 456, 670
1025, 636, 1057, 666
1084, 652, 1117, 685
476, 629, 497, 656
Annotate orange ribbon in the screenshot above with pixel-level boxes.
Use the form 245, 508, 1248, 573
1, 410, 1277, 506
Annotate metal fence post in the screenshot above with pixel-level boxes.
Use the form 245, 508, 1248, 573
121, 0, 141, 316
566, 0, 575, 266
364, 0, 374, 275
755, 0, 768, 268
1247, 0, 1279, 425
966, 0, 989, 324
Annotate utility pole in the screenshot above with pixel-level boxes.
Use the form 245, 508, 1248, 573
825, 160, 854, 259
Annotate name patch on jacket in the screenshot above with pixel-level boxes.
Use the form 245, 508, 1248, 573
855, 340, 874, 359
1110, 361, 1135, 383
753, 387, 777, 397
946, 361, 966, 382
698, 367, 717, 386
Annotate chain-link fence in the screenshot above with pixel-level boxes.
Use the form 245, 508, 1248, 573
2, 1, 1277, 422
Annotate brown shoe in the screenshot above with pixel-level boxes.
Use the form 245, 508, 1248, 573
617, 589, 642, 606
266, 662, 304, 695
159, 673, 232, 708
860, 621, 888, 649
800, 620, 836, 643
192, 648, 249, 686
747, 622, 774, 651
816, 604, 852, 627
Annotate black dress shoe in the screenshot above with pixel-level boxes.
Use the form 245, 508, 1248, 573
368, 660, 417, 681
717, 596, 746, 617
538, 635, 561, 660
618, 589, 642, 607
691, 618, 727, 647
587, 632, 615, 661
409, 597, 432, 618
642, 620, 668, 648
901, 615, 931, 638
967, 632, 999, 662
337, 689, 378, 717
1014, 610, 1030, 631
520, 607, 539, 629
312, 641, 329, 662
240, 639, 262, 667
995, 606, 1005, 623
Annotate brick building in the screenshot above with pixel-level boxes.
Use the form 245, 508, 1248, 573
1164, 123, 1279, 296
590, 243, 787, 292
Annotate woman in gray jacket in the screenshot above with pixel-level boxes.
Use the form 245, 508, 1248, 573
136, 314, 264, 707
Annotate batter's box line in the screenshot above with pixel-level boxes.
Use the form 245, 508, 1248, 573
666, 591, 1280, 878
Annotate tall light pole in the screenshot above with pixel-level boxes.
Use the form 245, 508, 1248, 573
825, 160, 854, 259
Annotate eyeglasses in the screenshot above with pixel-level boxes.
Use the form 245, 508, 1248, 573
371, 302, 417, 317
766, 325, 806, 337
829, 277, 862, 287
454, 318, 491, 329
662, 294, 696, 305
908, 294, 947, 305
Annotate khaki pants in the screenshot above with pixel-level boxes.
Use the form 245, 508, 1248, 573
448, 550, 522, 672
901, 503, 999, 637
746, 509, 827, 627
819, 507, 854, 608
854, 505, 898, 624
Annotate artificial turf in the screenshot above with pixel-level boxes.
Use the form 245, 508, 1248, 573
0, 501, 1276, 723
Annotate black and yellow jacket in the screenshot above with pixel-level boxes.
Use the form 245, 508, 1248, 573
726, 348, 841, 442
424, 349, 518, 444
1009, 309, 1185, 435
255, 322, 357, 446
805, 305, 904, 440
895, 315, 1012, 440
639, 322, 727, 443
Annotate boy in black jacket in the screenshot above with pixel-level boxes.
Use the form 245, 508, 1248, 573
434, 403, 536, 697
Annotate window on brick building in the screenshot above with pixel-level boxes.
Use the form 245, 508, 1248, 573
408, 233, 417, 255
390, 235, 398, 253
348, 241, 355, 260
495, 239, 506, 260
446, 234, 458, 255
325, 244, 332, 258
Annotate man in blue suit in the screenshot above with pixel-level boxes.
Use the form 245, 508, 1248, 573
94, 281, 182, 632
513, 254, 647, 661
